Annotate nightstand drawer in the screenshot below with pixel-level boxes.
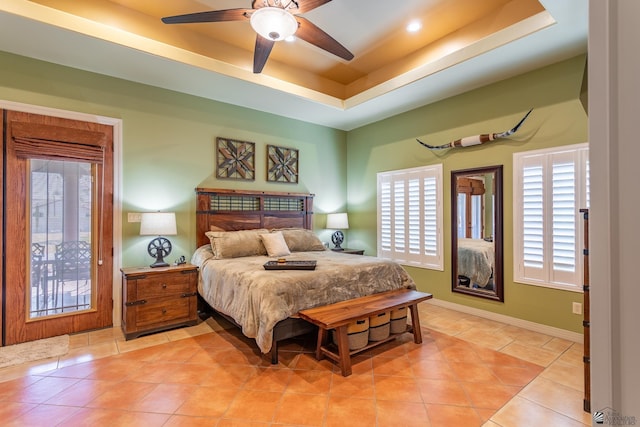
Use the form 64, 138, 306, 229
136, 271, 193, 300
135, 296, 193, 327
121, 264, 199, 340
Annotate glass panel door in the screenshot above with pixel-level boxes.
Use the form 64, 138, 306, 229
3, 109, 113, 346
29, 159, 94, 319
471, 194, 483, 239
457, 193, 466, 238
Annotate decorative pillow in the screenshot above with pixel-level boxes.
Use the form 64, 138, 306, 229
277, 228, 326, 252
205, 229, 268, 259
260, 231, 291, 257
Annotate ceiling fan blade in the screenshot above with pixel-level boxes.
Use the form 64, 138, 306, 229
295, 16, 353, 61
161, 9, 251, 24
253, 35, 276, 73
294, 0, 333, 14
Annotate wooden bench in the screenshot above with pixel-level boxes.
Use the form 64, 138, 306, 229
298, 289, 433, 376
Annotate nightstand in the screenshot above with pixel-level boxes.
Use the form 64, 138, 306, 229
331, 248, 365, 255
121, 264, 198, 340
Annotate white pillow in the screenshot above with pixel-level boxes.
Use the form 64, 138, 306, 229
260, 231, 291, 257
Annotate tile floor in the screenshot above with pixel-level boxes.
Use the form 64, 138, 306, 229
0, 301, 592, 426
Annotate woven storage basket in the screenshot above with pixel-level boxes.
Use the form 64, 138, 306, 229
368, 311, 390, 341
332, 318, 369, 350
390, 307, 408, 334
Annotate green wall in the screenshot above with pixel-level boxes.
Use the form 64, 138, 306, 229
0, 51, 347, 268
0, 50, 588, 333
346, 55, 588, 333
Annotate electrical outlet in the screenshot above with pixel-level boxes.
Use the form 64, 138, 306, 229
572, 302, 582, 315
128, 212, 142, 223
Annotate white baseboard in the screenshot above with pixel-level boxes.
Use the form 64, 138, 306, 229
427, 298, 584, 344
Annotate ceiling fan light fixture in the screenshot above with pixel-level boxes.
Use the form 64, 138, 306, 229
250, 7, 298, 41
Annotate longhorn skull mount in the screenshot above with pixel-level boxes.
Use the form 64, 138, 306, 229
416, 109, 533, 150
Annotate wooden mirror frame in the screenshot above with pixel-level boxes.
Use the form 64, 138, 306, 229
451, 165, 504, 302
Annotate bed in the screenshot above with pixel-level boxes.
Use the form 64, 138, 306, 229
193, 188, 416, 363
457, 238, 495, 287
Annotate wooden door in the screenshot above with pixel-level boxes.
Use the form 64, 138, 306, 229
2, 110, 114, 345
0, 113, 4, 341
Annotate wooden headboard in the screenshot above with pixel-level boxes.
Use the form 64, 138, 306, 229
195, 188, 315, 248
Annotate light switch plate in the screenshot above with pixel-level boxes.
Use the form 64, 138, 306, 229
128, 212, 142, 223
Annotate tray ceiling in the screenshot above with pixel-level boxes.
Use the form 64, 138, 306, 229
0, 0, 587, 129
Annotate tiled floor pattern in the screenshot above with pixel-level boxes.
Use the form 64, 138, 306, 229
0, 301, 592, 426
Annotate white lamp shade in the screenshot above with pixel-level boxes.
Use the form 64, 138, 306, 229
140, 212, 177, 236
250, 7, 298, 41
326, 212, 349, 229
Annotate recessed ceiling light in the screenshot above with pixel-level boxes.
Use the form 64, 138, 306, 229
407, 20, 422, 33
285, 35, 296, 42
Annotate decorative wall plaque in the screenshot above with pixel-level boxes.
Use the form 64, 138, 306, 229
267, 145, 299, 183
216, 137, 255, 180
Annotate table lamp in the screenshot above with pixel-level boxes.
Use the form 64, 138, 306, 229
326, 212, 349, 250
140, 212, 177, 267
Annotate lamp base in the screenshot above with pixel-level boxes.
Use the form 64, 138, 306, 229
148, 236, 172, 268
331, 230, 344, 250
149, 259, 170, 268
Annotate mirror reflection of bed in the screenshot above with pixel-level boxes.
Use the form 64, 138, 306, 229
457, 238, 494, 291
451, 166, 503, 301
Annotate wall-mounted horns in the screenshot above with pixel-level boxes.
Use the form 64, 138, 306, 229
416, 109, 533, 150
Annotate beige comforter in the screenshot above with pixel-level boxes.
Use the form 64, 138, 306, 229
457, 238, 495, 286
192, 245, 416, 353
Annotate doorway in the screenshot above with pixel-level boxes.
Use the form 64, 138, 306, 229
2, 109, 115, 345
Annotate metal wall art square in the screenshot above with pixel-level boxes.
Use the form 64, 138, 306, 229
267, 145, 298, 183
216, 137, 255, 180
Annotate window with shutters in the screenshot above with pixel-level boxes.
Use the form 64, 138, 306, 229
377, 164, 443, 270
513, 143, 589, 291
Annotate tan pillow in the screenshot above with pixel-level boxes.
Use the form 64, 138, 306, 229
277, 228, 326, 252
205, 229, 268, 259
260, 231, 291, 257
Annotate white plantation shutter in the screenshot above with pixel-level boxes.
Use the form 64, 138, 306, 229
379, 181, 391, 252
423, 176, 438, 257
408, 178, 420, 254
377, 164, 443, 270
551, 157, 576, 283
513, 143, 589, 291
522, 164, 544, 275
583, 149, 590, 209
394, 180, 406, 252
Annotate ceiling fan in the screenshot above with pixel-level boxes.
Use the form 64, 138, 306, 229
161, 0, 354, 74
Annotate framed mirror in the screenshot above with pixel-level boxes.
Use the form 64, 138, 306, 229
451, 165, 503, 301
